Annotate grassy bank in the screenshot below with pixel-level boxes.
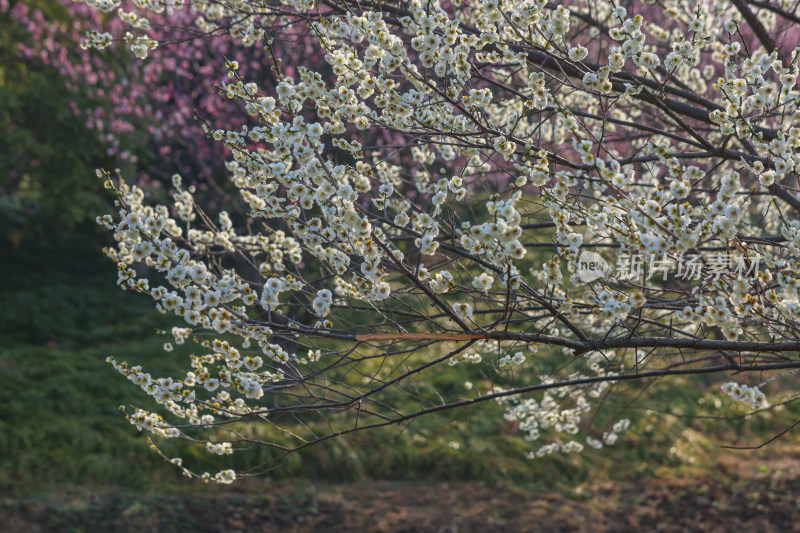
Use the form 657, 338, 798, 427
2, 232, 799, 500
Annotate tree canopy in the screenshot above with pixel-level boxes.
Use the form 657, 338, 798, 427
76, 0, 800, 482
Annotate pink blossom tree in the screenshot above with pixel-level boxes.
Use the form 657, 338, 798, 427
2, 0, 285, 233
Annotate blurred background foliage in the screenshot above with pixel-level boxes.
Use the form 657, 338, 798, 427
2, 0, 800, 510
0, 0, 114, 242
0, 0, 272, 245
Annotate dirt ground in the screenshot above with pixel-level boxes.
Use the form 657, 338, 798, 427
3, 451, 800, 532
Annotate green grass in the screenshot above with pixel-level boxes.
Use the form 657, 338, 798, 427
3, 231, 800, 498
0, 232, 194, 493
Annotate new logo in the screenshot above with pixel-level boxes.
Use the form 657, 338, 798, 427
577, 250, 609, 282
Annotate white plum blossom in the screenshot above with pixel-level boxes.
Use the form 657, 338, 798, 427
85, 0, 800, 482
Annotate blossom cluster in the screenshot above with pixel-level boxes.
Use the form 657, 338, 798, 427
721, 381, 769, 410
499, 349, 632, 458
